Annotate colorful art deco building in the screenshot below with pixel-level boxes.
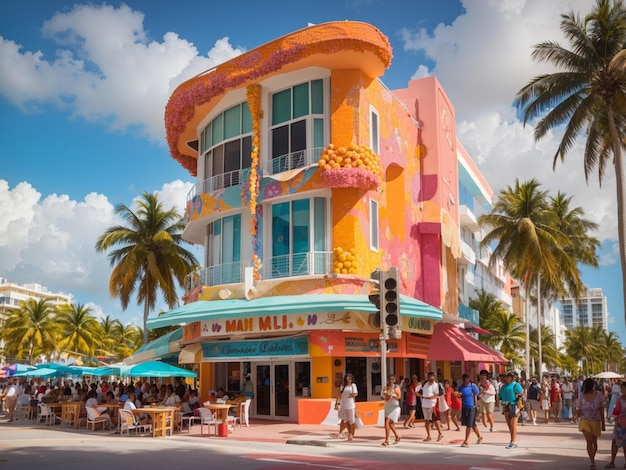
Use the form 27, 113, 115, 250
148, 21, 506, 423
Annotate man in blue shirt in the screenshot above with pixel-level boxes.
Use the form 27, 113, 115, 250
457, 374, 483, 447
526, 377, 541, 425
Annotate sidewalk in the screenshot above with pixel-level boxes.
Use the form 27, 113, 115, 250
0, 408, 604, 452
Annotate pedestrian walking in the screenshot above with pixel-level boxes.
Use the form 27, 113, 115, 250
332, 373, 358, 442
550, 378, 563, 422
499, 371, 523, 449
403, 375, 420, 428
418, 371, 444, 442
561, 377, 574, 420
381, 375, 401, 446
449, 380, 462, 431
2, 377, 19, 423
478, 369, 496, 432
606, 381, 626, 468
540, 376, 551, 424
457, 374, 483, 447
572, 377, 605, 470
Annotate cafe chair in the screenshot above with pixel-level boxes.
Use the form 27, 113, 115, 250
119, 409, 151, 435
197, 407, 218, 436
37, 403, 61, 425
86, 406, 111, 431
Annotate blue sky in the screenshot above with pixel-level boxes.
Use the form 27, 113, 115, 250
0, 0, 621, 342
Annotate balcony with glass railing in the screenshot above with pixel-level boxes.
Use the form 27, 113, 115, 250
262, 251, 332, 279
265, 147, 323, 175
185, 251, 333, 291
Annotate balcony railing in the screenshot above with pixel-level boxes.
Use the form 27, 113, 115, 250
265, 147, 323, 175
262, 251, 332, 279
185, 251, 333, 290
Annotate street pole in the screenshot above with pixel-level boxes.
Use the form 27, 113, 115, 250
525, 284, 530, 379
537, 275, 543, 376
380, 308, 387, 387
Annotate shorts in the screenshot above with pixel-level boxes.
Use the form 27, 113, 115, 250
527, 399, 540, 411
503, 403, 519, 419
579, 418, 601, 437
478, 400, 495, 415
461, 407, 477, 427
407, 405, 417, 412
338, 408, 356, 424
422, 407, 437, 421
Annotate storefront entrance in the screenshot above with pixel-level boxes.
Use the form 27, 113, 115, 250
255, 362, 290, 418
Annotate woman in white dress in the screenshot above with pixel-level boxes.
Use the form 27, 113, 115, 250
332, 373, 358, 441
381, 375, 402, 446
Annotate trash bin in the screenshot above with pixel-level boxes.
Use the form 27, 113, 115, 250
218, 423, 229, 436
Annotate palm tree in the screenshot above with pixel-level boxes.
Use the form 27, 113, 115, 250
469, 290, 506, 332
55, 303, 101, 360
514, 0, 626, 322
95, 192, 199, 344
564, 326, 600, 375
98, 315, 123, 360
3, 299, 59, 363
598, 330, 623, 372
115, 323, 143, 359
479, 179, 575, 376
483, 310, 526, 364
529, 325, 559, 373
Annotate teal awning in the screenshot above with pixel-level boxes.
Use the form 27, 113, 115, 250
146, 293, 442, 330
124, 328, 182, 365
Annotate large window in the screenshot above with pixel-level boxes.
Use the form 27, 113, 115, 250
269, 197, 328, 278
206, 214, 241, 284
201, 103, 253, 190
270, 79, 325, 174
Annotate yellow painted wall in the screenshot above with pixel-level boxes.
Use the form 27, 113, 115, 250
311, 356, 333, 398
199, 362, 214, 401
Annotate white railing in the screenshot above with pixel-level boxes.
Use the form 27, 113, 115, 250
265, 147, 323, 175
262, 251, 332, 279
185, 252, 332, 289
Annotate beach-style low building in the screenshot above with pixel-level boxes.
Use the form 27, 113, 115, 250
146, 21, 507, 423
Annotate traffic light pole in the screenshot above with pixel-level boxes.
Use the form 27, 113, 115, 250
380, 314, 388, 389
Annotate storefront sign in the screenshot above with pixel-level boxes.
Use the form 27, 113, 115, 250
201, 336, 308, 359
194, 311, 376, 338
309, 331, 405, 357
403, 316, 434, 335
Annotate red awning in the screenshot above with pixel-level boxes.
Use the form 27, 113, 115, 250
427, 323, 509, 364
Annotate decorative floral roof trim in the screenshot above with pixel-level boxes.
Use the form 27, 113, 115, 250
321, 167, 380, 191
165, 21, 392, 175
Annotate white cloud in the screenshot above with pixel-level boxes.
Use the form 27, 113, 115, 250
401, 0, 619, 245
0, 178, 192, 323
0, 4, 244, 143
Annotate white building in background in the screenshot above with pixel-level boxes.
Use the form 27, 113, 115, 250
456, 144, 514, 323
560, 287, 608, 332
0, 276, 72, 315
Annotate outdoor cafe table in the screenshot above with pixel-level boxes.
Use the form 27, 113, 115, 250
60, 401, 84, 428
132, 407, 177, 438
204, 403, 236, 435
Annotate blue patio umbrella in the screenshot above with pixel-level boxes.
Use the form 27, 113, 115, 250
1, 363, 36, 376
124, 360, 196, 378
14, 367, 58, 379
35, 363, 80, 376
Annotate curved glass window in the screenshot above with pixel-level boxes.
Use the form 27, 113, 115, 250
201, 103, 252, 190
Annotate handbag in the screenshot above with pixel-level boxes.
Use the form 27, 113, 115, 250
355, 407, 364, 429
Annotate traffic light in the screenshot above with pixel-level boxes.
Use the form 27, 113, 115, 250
368, 269, 381, 328
381, 267, 401, 339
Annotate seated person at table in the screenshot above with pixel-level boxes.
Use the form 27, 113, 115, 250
85, 390, 110, 416
123, 391, 150, 425
187, 390, 200, 410
163, 384, 181, 407
118, 386, 129, 404
216, 387, 229, 403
